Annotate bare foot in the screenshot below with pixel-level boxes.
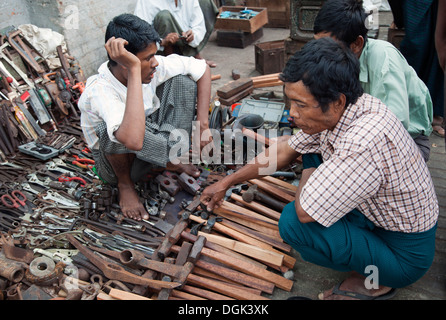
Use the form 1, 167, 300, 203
206, 60, 217, 68
318, 272, 395, 300
194, 53, 216, 68
166, 162, 201, 178
117, 182, 149, 221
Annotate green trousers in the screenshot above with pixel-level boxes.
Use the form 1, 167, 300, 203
278, 154, 437, 288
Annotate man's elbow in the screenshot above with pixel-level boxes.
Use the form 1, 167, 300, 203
115, 131, 144, 151
120, 138, 143, 151
295, 202, 315, 224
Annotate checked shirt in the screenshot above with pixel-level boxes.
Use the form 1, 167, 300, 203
288, 94, 439, 233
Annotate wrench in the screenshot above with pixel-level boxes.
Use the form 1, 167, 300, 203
21, 182, 41, 195
42, 190, 80, 208
27, 173, 50, 190
33, 248, 73, 264
46, 161, 73, 175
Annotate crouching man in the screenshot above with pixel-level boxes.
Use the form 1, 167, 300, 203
200, 37, 439, 300
79, 14, 212, 221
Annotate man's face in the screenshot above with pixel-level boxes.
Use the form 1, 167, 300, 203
136, 42, 159, 84
285, 81, 344, 135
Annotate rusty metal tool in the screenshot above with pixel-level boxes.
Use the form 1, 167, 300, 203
66, 234, 181, 291
130, 197, 201, 296
119, 249, 194, 288
242, 184, 286, 212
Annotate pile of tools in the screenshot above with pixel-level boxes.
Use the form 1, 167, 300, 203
0, 25, 302, 300
0, 25, 85, 161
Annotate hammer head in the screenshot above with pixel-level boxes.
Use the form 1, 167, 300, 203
224, 183, 249, 200
242, 184, 258, 202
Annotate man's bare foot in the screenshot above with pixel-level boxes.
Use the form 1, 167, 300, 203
166, 162, 201, 178
206, 60, 217, 68
194, 53, 216, 68
117, 182, 148, 221
318, 272, 395, 300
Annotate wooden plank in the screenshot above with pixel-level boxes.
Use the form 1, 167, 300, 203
171, 289, 206, 300
261, 176, 298, 192
189, 215, 296, 269
180, 231, 268, 270
217, 78, 253, 99
218, 85, 254, 106
182, 284, 235, 300
195, 260, 275, 294
193, 267, 263, 295
108, 288, 151, 300
221, 201, 279, 226
195, 246, 294, 291
253, 80, 284, 88
214, 206, 282, 237
97, 291, 117, 300
197, 231, 284, 267
219, 218, 292, 252
186, 274, 270, 300
249, 178, 295, 202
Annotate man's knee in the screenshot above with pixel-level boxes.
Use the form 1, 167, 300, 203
279, 201, 303, 245
154, 10, 175, 23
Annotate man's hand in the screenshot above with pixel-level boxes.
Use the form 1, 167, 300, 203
162, 33, 180, 46
200, 180, 228, 212
182, 30, 194, 43
105, 37, 141, 71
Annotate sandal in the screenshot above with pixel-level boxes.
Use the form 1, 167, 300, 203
432, 125, 445, 138
323, 281, 397, 300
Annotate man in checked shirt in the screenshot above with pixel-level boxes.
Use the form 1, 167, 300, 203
200, 37, 439, 300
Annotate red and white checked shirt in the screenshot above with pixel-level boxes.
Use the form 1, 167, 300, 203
288, 94, 439, 233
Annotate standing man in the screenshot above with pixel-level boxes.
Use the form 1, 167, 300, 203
134, 0, 219, 67
200, 37, 439, 300
79, 14, 212, 221
313, 0, 434, 161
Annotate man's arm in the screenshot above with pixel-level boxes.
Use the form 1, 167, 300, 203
195, 65, 212, 150
294, 167, 317, 223
105, 37, 145, 151
200, 139, 300, 211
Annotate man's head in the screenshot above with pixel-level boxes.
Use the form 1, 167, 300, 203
280, 37, 363, 134
313, 0, 369, 56
105, 13, 160, 67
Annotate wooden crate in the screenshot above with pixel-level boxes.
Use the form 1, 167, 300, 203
255, 40, 285, 75
216, 28, 264, 48
214, 6, 268, 33
245, 0, 290, 28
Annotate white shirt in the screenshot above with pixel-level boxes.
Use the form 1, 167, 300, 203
78, 54, 206, 149
134, 0, 206, 48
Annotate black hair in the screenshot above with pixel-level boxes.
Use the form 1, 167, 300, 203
313, 0, 369, 47
105, 13, 160, 66
279, 37, 363, 112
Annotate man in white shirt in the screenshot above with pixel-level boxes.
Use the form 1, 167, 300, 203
134, 0, 218, 67
78, 14, 212, 221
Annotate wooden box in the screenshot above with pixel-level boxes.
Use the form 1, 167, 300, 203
214, 6, 268, 33
216, 28, 264, 48
245, 0, 290, 28
255, 40, 285, 75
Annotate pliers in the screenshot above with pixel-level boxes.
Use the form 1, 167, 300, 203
58, 175, 87, 187
72, 155, 94, 169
